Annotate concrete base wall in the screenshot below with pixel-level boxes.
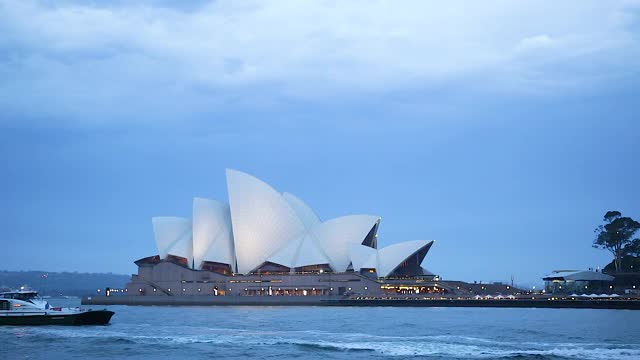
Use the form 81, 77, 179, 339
82, 295, 640, 309
330, 298, 640, 310
83, 295, 333, 306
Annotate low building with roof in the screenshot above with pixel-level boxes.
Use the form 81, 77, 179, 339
543, 270, 615, 294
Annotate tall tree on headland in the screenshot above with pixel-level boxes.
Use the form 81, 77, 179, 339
593, 211, 640, 272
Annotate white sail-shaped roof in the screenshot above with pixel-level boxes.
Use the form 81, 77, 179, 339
294, 233, 331, 268
282, 192, 321, 229
226, 169, 307, 274
349, 243, 378, 271
152, 216, 193, 263
192, 198, 235, 270
147, 170, 436, 278
377, 240, 434, 278
266, 232, 332, 269
312, 215, 380, 272
265, 235, 302, 269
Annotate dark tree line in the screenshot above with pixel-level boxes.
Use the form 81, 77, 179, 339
593, 211, 640, 272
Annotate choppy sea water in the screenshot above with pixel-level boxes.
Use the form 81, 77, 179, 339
2, 298, 640, 360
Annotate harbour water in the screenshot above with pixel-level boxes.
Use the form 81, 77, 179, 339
3, 298, 640, 360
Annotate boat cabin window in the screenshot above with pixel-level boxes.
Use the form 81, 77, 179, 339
15, 293, 36, 301
0, 292, 37, 302
0, 300, 9, 310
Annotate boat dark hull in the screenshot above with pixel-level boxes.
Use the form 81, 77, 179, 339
0, 310, 114, 326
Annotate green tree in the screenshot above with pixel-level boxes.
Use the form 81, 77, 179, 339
624, 237, 640, 257
593, 211, 640, 272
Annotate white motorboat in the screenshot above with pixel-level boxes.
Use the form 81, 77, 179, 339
0, 289, 114, 325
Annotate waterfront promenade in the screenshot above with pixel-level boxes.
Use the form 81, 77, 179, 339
82, 294, 640, 309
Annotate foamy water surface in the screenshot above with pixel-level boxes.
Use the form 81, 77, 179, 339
2, 298, 639, 359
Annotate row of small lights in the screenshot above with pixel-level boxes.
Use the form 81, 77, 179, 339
101, 284, 636, 295
455, 285, 511, 291
242, 287, 352, 291
118, 286, 364, 293
125, 287, 349, 293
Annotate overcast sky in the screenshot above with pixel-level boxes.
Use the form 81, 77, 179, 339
1, 0, 639, 286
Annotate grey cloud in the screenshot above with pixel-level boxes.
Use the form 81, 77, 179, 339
0, 0, 639, 125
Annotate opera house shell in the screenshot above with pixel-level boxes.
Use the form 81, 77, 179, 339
129, 169, 436, 298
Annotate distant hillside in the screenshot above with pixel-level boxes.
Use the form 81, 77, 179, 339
0, 270, 130, 296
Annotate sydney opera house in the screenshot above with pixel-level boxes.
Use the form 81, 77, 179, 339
124, 169, 438, 298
